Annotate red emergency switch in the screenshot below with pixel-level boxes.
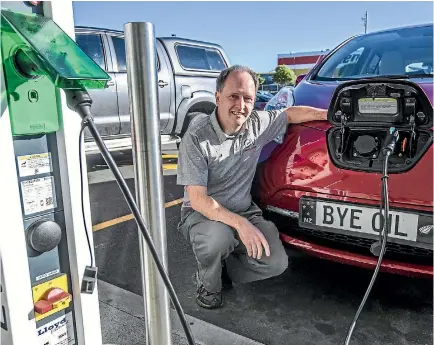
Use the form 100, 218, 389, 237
34, 287, 71, 315
34, 299, 53, 314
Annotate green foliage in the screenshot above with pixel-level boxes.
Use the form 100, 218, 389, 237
252, 71, 265, 85
272, 65, 296, 85
255, 72, 265, 85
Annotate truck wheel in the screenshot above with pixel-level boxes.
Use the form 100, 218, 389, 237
180, 111, 203, 137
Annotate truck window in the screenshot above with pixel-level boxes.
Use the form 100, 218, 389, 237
75, 34, 106, 70
112, 36, 160, 72
175, 44, 226, 71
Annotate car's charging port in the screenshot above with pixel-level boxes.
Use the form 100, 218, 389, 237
327, 79, 433, 174
331, 127, 431, 170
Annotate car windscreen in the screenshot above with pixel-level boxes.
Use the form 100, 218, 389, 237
314, 25, 433, 81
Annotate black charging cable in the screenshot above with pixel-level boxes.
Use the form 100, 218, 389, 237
66, 89, 196, 345
344, 128, 398, 345
78, 124, 95, 268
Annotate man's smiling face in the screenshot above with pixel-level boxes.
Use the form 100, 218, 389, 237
215, 71, 256, 134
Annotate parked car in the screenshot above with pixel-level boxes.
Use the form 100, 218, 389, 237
258, 83, 281, 94
254, 92, 273, 110
74, 26, 231, 154
262, 86, 294, 111
254, 23, 433, 278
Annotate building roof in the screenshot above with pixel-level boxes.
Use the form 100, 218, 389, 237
278, 50, 330, 59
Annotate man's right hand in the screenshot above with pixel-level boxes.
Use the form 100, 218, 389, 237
186, 185, 270, 260
235, 217, 270, 260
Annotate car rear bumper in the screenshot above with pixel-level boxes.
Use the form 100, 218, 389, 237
281, 233, 433, 278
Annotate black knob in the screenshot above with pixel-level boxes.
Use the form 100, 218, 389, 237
27, 220, 62, 253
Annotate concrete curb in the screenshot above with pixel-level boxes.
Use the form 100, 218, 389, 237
98, 279, 265, 345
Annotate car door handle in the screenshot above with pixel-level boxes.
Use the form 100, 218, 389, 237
105, 81, 115, 88
158, 80, 169, 88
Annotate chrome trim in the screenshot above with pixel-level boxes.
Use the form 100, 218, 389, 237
266, 205, 299, 219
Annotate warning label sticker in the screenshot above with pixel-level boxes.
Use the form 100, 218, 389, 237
17, 153, 53, 177
21, 177, 56, 215
36, 312, 75, 345
36, 269, 60, 282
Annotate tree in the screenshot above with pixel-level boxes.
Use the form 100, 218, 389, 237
272, 65, 296, 86
254, 72, 265, 85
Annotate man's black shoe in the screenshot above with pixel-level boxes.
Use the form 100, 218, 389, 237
195, 272, 223, 309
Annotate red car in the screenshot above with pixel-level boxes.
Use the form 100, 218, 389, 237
254, 24, 433, 278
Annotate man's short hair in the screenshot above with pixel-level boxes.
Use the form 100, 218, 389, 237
216, 65, 259, 93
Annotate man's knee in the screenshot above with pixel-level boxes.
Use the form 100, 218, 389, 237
265, 245, 288, 277
191, 222, 238, 266
254, 220, 288, 276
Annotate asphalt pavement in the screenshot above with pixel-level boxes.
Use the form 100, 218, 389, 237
98, 280, 263, 345
86, 153, 433, 345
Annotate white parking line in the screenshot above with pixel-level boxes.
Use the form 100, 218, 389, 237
88, 164, 177, 184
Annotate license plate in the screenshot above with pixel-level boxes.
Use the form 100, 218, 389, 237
299, 198, 433, 245
358, 97, 397, 114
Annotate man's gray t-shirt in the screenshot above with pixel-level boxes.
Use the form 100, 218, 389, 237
177, 108, 287, 218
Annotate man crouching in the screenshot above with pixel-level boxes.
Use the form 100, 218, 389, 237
177, 65, 327, 309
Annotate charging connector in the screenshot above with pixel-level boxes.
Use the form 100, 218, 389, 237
344, 129, 397, 345
382, 127, 400, 155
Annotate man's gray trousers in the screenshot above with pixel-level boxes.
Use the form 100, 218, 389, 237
179, 203, 289, 292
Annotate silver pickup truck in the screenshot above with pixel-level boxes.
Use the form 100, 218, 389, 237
74, 26, 231, 154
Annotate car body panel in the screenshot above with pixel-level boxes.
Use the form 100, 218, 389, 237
258, 124, 433, 211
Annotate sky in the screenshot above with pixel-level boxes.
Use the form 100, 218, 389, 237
72, 1, 434, 72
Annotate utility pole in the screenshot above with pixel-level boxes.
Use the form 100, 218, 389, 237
362, 11, 368, 34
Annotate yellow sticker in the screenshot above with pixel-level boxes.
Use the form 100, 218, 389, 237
17, 153, 52, 177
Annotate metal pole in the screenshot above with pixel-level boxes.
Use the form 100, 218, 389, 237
365, 11, 368, 34
124, 22, 172, 345
362, 11, 368, 34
